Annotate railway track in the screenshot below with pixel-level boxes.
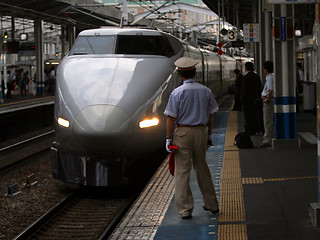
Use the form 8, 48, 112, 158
14, 189, 136, 240
0, 130, 55, 172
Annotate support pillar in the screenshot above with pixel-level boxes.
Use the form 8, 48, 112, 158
0, 68, 3, 103
34, 19, 44, 95
67, 25, 76, 50
310, 3, 320, 227
272, 4, 300, 148
61, 26, 66, 57
264, 4, 273, 61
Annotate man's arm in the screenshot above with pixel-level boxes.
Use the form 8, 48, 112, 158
166, 116, 176, 139
207, 114, 214, 136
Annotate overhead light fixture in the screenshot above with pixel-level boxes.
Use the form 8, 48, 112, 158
20, 33, 28, 41
295, 30, 302, 37
139, 117, 159, 128
58, 117, 70, 128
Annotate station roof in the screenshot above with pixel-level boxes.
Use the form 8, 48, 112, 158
202, 0, 315, 35
202, 0, 253, 28
0, 0, 122, 30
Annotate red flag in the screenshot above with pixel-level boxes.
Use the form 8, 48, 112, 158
168, 145, 177, 176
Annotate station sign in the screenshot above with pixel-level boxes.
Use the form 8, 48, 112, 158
217, 41, 223, 48
228, 30, 237, 41
281, 17, 287, 41
217, 49, 224, 56
267, 0, 315, 3
243, 24, 260, 42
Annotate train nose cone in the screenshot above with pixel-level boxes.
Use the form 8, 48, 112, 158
74, 105, 132, 151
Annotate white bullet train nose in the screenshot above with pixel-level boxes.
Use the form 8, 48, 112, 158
73, 105, 132, 151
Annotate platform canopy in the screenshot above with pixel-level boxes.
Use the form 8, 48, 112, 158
202, 0, 253, 28
0, 0, 123, 29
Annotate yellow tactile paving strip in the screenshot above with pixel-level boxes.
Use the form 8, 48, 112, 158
242, 176, 317, 184
218, 224, 248, 239
218, 111, 248, 240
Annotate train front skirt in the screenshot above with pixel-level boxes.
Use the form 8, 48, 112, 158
50, 142, 129, 186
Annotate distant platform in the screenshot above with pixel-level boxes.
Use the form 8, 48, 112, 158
0, 91, 54, 115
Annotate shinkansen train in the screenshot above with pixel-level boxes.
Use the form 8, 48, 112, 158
51, 27, 249, 187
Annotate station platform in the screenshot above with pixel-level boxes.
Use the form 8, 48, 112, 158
0, 90, 54, 115
110, 102, 320, 240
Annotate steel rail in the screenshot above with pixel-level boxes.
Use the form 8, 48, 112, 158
13, 193, 76, 240
0, 130, 55, 152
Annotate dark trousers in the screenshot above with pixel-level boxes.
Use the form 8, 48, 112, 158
243, 100, 258, 134
233, 93, 242, 110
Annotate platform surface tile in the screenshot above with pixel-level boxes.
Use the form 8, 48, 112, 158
111, 109, 320, 240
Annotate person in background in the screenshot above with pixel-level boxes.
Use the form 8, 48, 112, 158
23, 71, 30, 95
261, 61, 274, 147
6, 70, 12, 98
1, 71, 4, 99
296, 62, 303, 112
232, 68, 243, 111
49, 66, 56, 95
164, 57, 219, 219
241, 62, 262, 135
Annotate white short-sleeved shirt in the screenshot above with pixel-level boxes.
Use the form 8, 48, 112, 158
164, 79, 219, 125
262, 73, 274, 97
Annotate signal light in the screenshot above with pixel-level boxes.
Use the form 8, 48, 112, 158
3, 32, 8, 39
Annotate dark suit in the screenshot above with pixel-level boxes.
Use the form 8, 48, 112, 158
233, 74, 243, 110
241, 71, 262, 134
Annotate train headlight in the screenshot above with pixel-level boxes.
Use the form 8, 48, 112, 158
139, 117, 159, 128
58, 117, 70, 128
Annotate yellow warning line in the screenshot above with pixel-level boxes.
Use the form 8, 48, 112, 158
218, 111, 248, 240
242, 176, 317, 184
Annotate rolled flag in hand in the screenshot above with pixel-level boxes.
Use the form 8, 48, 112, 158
168, 144, 177, 176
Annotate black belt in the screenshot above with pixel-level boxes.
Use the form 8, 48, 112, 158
176, 124, 206, 128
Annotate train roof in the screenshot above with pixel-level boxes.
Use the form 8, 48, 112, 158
79, 27, 165, 37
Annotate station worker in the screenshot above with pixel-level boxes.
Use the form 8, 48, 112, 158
164, 57, 220, 219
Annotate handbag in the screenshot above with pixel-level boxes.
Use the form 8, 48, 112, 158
234, 132, 253, 148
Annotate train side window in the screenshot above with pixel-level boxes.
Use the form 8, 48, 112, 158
167, 36, 183, 54
116, 36, 165, 56
69, 36, 115, 55
69, 37, 93, 55
162, 37, 175, 57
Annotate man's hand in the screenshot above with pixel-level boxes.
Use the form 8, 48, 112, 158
166, 138, 173, 152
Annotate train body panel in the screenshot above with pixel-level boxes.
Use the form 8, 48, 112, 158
51, 27, 249, 186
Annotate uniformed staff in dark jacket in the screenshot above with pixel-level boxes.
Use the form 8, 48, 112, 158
164, 57, 219, 219
241, 62, 262, 135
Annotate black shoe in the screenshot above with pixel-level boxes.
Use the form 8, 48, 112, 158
260, 143, 271, 148
181, 214, 192, 219
203, 205, 220, 214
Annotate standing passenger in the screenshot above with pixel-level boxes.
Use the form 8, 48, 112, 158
241, 62, 262, 135
164, 57, 219, 219
261, 61, 274, 147
6, 70, 12, 98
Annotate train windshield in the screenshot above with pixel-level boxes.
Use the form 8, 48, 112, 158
116, 35, 167, 56
69, 36, 115, 55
